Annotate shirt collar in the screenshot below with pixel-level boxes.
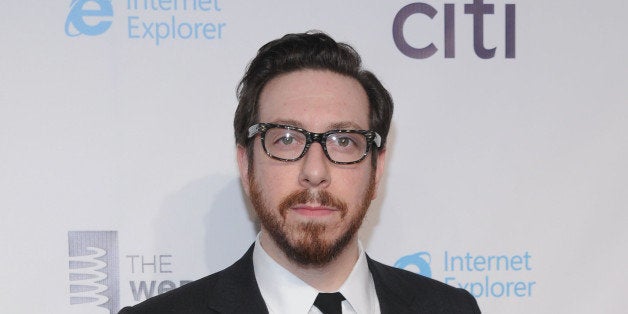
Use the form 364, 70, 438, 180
338, 241, 379, 314
253, 234, 318, 313
252, 233, 379, 314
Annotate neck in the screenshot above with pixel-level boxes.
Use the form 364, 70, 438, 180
259, 229, 360, 292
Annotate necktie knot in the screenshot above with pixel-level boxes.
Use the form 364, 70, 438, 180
314, 292, 345, 314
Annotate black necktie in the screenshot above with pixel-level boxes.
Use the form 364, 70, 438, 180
314, 292, 345, 314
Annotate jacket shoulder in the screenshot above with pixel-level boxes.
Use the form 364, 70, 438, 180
368, 257, 481, 313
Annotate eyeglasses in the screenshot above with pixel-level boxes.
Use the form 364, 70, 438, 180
247, 123, 382, 164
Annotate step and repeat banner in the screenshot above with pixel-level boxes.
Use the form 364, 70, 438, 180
1, 1, 626, 313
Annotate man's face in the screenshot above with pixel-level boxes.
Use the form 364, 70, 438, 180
238, 69, 386, 266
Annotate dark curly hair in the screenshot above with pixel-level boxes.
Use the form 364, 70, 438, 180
234, 31, 393, 165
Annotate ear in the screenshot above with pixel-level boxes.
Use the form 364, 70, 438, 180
237, 145, 251, 196
371, 148, 387, 200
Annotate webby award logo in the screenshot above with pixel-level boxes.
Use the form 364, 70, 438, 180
68, 231, 120, 313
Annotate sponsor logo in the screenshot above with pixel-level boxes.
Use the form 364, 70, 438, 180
396, 250, 536, 298
64, 0, 227, 45
394, 251, 432, 278
393, 0, 516, 59
68, 231, 120, 313
65, 0, 114, 36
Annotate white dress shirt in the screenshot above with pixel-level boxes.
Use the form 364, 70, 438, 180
253, 234, 381, 314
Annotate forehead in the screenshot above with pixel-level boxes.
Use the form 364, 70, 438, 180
258, 70, 370, 131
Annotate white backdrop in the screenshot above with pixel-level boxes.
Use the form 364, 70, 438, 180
1, 1, 627, 313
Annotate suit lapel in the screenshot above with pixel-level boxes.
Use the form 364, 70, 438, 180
205, 245, 269, 313
367, 255, 417, 314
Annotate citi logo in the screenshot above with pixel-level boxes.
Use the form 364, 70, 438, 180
395, 251, 433, 278
68, 231, 120, 313
65, 0, 114, 37
393, 0, 516, 59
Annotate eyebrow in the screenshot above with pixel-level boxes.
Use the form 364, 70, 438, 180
271, 119, 365, 130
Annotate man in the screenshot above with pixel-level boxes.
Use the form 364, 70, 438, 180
120, 31, 480, 313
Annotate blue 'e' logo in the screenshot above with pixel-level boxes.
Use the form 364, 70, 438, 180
65, 0, 113, 37
394, 251, 432, 278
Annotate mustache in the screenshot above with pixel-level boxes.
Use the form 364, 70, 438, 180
278, 189, 348, 218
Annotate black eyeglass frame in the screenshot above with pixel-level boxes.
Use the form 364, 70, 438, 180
247, 123, 382, 165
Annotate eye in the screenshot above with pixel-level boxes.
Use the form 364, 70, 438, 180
328, 133, 363, 150
269, 130, 302, 147
336, 136, 353, 147
279, 135, 295, 145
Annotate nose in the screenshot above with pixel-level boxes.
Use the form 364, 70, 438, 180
298, 142, 331, 189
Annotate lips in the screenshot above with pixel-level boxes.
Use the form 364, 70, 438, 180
291, 205, 339, 217
278, 189, 348, 219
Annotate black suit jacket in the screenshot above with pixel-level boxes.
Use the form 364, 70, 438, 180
119, 245, 480, 313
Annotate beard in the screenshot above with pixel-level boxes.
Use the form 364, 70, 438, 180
249, 171, 376, 267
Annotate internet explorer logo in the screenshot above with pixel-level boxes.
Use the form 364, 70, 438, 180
395, 251, 432, 278
68, 231, 120, 313
65, 0, 114, 37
